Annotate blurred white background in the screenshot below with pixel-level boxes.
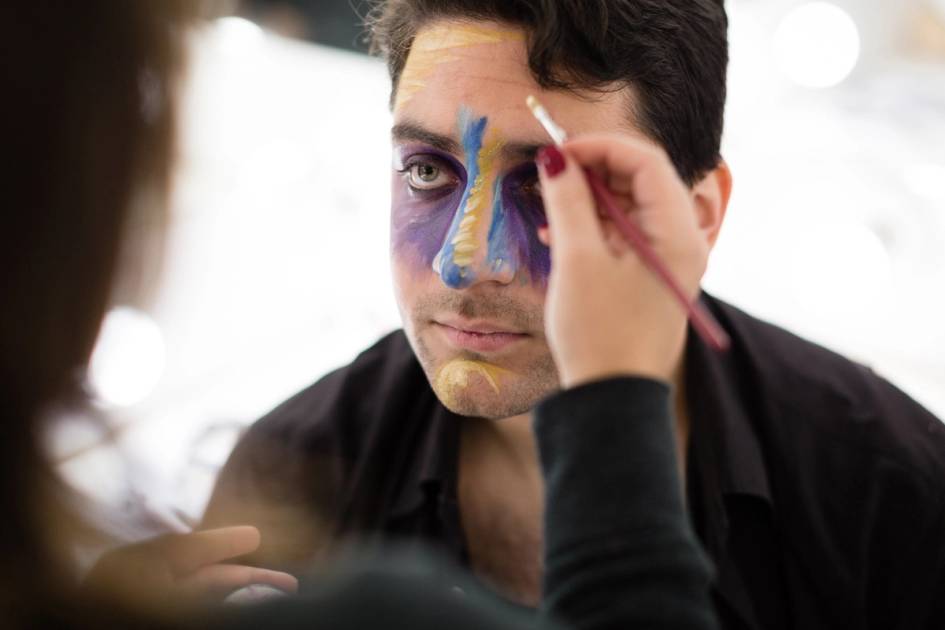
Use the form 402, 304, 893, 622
55, 0, 945, 538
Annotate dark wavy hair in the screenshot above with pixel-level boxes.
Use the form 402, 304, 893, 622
368, 0, 729, 185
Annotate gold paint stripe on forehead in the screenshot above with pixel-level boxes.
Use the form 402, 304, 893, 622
394, 23, 525, 112
450, 135, 503, 267
413, 23, 524, 52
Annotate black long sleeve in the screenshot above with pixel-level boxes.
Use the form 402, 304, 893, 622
536, 377, 718, 630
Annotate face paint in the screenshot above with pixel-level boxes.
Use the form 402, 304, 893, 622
435, 358, 510, 407
391, 109, 550, 287
432, 108, 502, 288
394, 24, 525, 113
486, 163, 550, 283
391, 147, 466, 272
388, 21, 570, 418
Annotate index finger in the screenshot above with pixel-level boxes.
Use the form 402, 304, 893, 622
536, 145, 603, 249
159, 526, 261, 575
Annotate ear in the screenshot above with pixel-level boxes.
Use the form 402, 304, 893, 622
690, 159, 732, 249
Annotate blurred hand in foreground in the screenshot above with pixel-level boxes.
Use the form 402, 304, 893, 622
82, 525, 298, 613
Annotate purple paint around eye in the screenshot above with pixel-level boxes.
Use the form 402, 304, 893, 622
390, 122, 549, 286
390, 147, 467, 270
486, 162, 550, 283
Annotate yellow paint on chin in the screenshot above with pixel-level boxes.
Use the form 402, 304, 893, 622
394, 23, 525, 112
450, 135, 503, 267
435, 359, 511, 407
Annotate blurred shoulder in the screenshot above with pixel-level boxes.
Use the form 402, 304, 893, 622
710, 295, 945, 486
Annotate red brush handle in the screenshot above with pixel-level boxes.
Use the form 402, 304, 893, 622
583, 167, 730, 352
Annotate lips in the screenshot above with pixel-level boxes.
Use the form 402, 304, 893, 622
433, 319, 528, 353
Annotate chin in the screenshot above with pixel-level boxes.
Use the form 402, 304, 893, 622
429, 356, 558, 419
435, 387, 530, 419
403, 318, 560, 418
435, 389, 541, 420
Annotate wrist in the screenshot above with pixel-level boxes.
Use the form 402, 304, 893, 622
557, 339, 685, 389
560, 365, 672, 390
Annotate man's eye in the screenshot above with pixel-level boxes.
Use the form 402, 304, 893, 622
406, 162, 453, 190
519, 176, 542, 198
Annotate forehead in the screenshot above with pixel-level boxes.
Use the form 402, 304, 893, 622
393, 20, 634, 144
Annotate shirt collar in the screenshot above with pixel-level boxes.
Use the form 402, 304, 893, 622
685, 293, 773, 503
686, 294, 778, 630
387, 392, 461, 520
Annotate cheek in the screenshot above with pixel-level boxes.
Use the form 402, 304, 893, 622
390, 250, 439, 315
390, 173, 463, 272
390, 255, 416, 312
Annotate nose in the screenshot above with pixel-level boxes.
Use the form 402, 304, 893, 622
433, 175, 518, 288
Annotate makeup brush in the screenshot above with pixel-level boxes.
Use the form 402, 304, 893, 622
526, 95, 730, 352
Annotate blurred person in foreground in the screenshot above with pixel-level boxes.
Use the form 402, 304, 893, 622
205, 1, 945, 628
0, 1, 722, 629
1, 2, 297, 626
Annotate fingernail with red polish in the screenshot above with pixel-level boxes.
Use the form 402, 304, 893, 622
536, 145, 566, 178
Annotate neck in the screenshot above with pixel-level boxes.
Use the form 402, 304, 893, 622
462, 412, 538, 476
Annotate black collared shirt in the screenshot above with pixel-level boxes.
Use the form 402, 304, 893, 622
204, 294, 945, 630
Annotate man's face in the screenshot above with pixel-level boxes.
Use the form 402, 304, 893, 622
390, 20, 633, 419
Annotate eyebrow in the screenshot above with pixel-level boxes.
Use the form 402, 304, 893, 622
392, 120, 547, 162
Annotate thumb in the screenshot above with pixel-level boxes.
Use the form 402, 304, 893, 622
536, 145, 602, 251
